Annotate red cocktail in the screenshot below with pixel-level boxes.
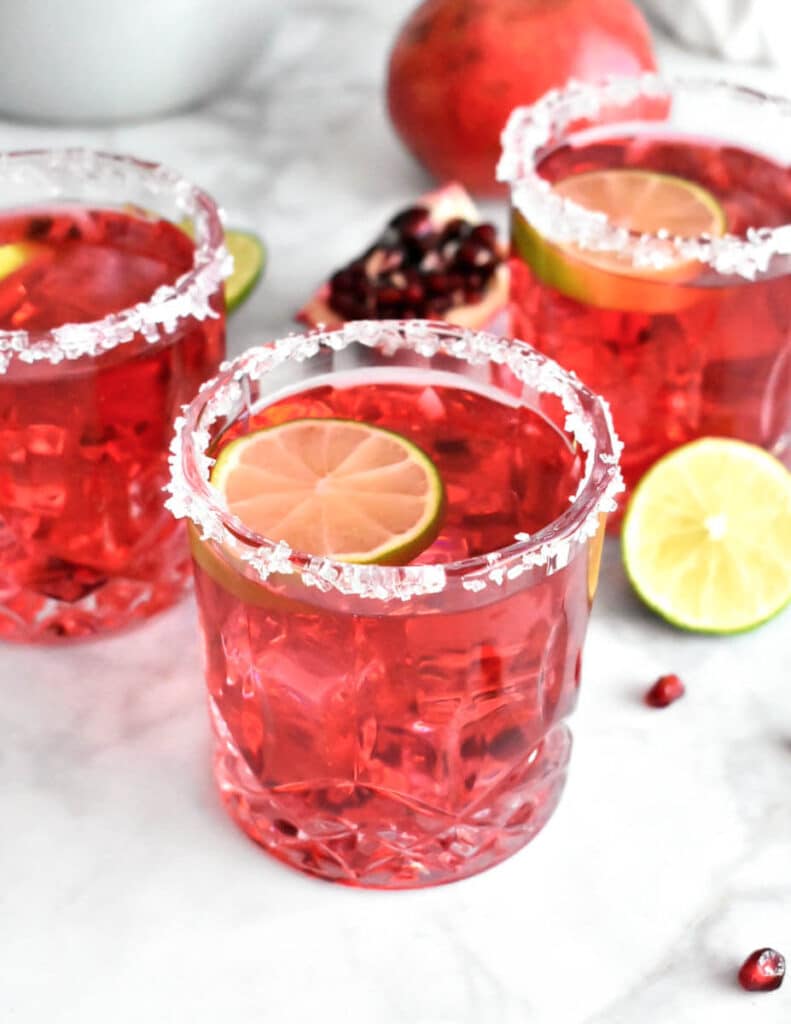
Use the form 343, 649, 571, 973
168, 321, 622, 888
500, 77, 791, 518
0, 150, 229, 642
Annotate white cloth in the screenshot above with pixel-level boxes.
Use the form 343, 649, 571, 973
640, 0, 791, 66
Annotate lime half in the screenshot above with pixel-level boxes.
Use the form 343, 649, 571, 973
622, 438, 791, 633
210, 418, 444, 565
514, 169, 726, 313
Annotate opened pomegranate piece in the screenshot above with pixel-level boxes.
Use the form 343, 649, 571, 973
297, 183, 507, 329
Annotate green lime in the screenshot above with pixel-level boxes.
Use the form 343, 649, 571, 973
223, 229, 265, 312
622, 438, 791, 633
178, 220, 265, 313
513, 169, 726, 313
209, 417, 445, 565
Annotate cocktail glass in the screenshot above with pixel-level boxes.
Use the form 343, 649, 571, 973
499, 75, 791, 518
168, 320, 622, 888
0, 149, 229, 642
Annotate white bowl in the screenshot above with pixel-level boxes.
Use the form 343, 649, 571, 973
0, 0, 271, 123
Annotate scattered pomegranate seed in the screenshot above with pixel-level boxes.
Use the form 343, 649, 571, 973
644, 673, 685, 708
738, 948, 785, 992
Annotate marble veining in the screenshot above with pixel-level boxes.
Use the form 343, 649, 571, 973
1, 4, 790, 1021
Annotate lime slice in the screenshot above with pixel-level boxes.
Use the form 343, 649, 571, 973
178, 220, 264, 313
0, 241, 49, 280
210, 418, 444, 565
513, 169, 726, 313
224, 229, 265, 312
622, 438, 791, 633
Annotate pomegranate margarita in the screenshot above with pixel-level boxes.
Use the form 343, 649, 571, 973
500, 76, 791, 515
0, 150, 228, 642
168, 321, 622, 888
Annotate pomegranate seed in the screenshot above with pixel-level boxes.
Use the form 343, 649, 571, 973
738, 948, 785, 992
419, 250, 443, 273
424, 272, 449, 295
469, 222, 497, 249
644, 673, 685, 708
377, 285, 404, 305
404, 282, 424, 304
427, 295, 452, 315
440, 217, 471, 243
388, 206, 431, 238
456, 240, 496, 268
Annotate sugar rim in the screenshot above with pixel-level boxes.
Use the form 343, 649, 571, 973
166, 320, 623, 602
497, 73, 791, 280
0, 148, 232, 373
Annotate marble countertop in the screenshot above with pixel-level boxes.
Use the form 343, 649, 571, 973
2, 4, 790, 1022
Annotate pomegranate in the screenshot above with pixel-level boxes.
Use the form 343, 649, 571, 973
738, 948, 785, 992
644, 674, 685, 708
387, 0, 657, 195
297, 183, 507, 329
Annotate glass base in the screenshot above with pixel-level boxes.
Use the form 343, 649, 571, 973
212, 724, 572, 889
0, 545, 192, 644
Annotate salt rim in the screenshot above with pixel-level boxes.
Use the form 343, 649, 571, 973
166, 320, 623, 602
498, 73, 791, 280
0, 149, 232, 373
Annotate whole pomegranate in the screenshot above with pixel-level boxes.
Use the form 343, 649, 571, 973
386, 0, 657, 195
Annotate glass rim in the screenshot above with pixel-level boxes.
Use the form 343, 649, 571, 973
166, 320, 623, 602
497, 73, 791, 281
0, 147, 231, 373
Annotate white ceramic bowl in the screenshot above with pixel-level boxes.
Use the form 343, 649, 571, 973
0, 0, 271, 123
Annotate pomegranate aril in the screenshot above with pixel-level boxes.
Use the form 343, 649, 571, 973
442, 240, 461, 263
644, 674, 685, 708
388, 205, 431, 238
420, 250, 443, 273
425, 272, 450, 295
738, 948, 785, 992
469, 223, 497, 248
440, 217, 471, 243
427, 295, 453, 315
456, 240, 490, 268
377, 285, 405, 305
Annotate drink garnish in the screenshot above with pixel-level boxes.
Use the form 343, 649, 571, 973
0, 241, 51, 282
513, 169, 726, 312
209, 417, 444, 564
622, 438, 791, 633
223, 229, 265, 312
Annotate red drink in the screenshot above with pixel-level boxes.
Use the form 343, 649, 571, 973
500, 78, 791, 517
0, 151, 228, 642
169, 323, 622, 888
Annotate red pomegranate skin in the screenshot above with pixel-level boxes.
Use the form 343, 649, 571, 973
386, 0, 657, 195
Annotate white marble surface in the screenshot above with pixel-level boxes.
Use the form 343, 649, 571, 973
2, 5, 790, 1022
